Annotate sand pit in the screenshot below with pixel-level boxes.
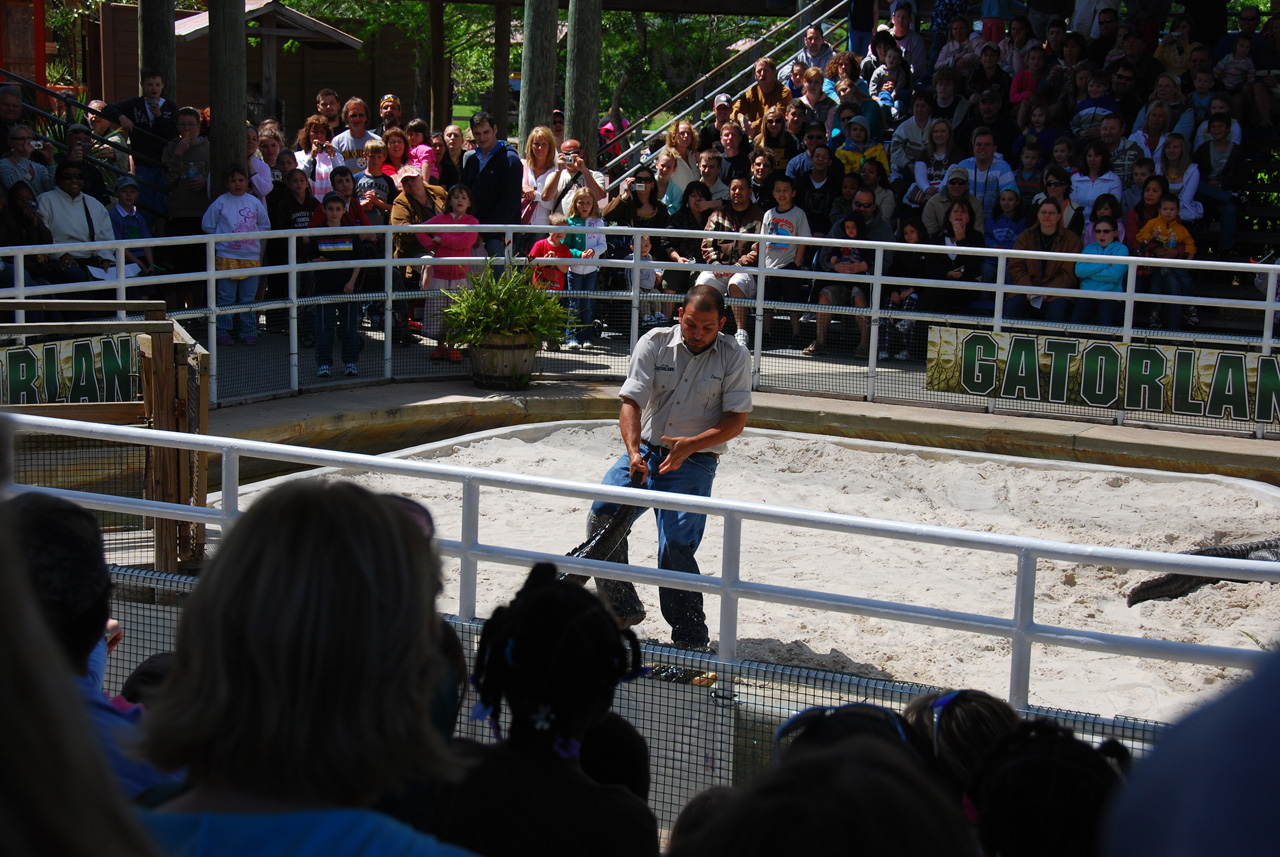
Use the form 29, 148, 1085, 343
344, 422, 1280, 723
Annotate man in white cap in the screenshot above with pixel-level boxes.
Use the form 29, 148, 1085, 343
698, 93, 736, 152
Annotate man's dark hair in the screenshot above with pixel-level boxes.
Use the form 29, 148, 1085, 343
470, 111, 497, 130
316, 87, 337, 102
771, 174, 795, 191
811, 143, 833, 157
139, 66, 162, 83
4, 494, 111, 673
685, 284, 726, 317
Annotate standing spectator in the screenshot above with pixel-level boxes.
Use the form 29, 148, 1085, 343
376, 93, 402, 136
563, 187, 607, 349
984, 187, 1026, 282
697, 149, 730, 203
655, 147, 685, 213
0, 84, 27, 148
755, 174, 811, 344
542, 137, 608, 218
380, 128, 413, 183
295, 113, 338, 199
890, 93, 933, 198
315, 87, 345, 135
160, 106, 210, 302
202, 164, 270, 347
331, 98, 381, 172
103, 67, 176, 230
355, 139, 396, 226
889, 1, 928, 77
734, 57, 791, 138
418, 183, 479, 361
309, 192, 365, 377
1004, 197, 1083, 322
528, 212, 590, 292
461, 111, 523, 259
438, 124, 466, 188
244, 124, 273, 204
520, 125, 558, 234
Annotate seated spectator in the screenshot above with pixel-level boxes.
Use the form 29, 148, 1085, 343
37, 160, 115, 276
828, 172, 861, 223
1099, 112, 1140, 191
733, 57, 792, 138
968, 41, 1013, 104
833, 116, 888, 179
999, 15, 1035, 75
1013, 142, 1044, 205
973, 720, 1125, 857
1049, 137, 1080, 178
1121, 158, 1156, 214
936, 16, 984, 75
4, 493, 181, 799
137, 481, 470, 855
1071, 214, 1129, 326
869, 45, 911, 124
1072, 141, 1123, 224
429, 564, 658, 857
805, 211, 869, 357
907, 118, 961, 208
1124, 174, 1170, 251
54, 123, 110, 205
1083, 193, 1125, 245
1070, 69, 1123, 141
668, 735, 973, 857
930, 69, 971, 131
665, 118, 701, 188
1133, 73, 1196, 141
1, 123, 53, 194
1135, 192, 1196, 330
1104, 651, 1280, 857
748, 147, 778, 210
1154, 13, 1203, 77
662, 180, 715, 297
786, 123, 844, 184
923, 165, 985, 239
958, 128, 1017, 223
859, 160, 894, 221
983, 188, 1026, 282
697, 177, 764, 345
902, 689, 1020, 805
890, 93, 933, 196
1004, 197, 1084, 323
956, 88, 1018, 157
753, 107, 800, 177
1010, 44, 1050, 127
1010, 103, 1056, 173
1156, 133, 1202, 224
882, 217, 934, 355
1, 181, 60, 290
1192, 114, 1241, 257
718, 123, 752, 185
698, 94, 735, 153
0, 506, 164, 857
108, 175, 157, 275
785, 60, 808, 98
795, 67, 839, 131
930, 198, 987, 316
1034, 165, 1085, 234
1192, 92, 1242, 148
793, 143, 840, 236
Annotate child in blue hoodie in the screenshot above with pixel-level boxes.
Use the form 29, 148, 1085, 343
1070, 214, 1128, 327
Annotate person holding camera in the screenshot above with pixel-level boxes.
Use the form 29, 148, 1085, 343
543, 138, 607, 218
1, 123, 53, 194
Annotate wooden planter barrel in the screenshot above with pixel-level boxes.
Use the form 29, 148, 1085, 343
468, 333, 539, 390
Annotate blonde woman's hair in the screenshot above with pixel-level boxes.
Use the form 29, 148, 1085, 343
142, 480, 455, 804
524, 125, 557, 170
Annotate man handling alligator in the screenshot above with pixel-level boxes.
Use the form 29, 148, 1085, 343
581, 285, 752, 650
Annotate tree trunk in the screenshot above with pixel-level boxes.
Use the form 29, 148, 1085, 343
565, 0, 602, 165
207, 0, 246, 184
519, 0, 557, 142
492, 3, 512, 140
138, 0, 177, 102
414, 33, 431, 126
430, 0, 451, 131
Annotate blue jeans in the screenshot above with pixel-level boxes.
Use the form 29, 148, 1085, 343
1147, 267, 1193, 330
591, 442, 718, 647
1070, 294, 1122, 327
315, 299, 360, 366
216, 274, 258, 338
1004, 294, 1074, 323
1195, 184, 1237, 254
566, 270, 598, 343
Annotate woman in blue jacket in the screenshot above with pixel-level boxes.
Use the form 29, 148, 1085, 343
1070, 214, 1129, 327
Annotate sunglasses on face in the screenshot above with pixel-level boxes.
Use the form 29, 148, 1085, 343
1047, 180, 1068, 187
1093, 227, 1115, 234
853, 200, 875, 208
948, 179, 968, 186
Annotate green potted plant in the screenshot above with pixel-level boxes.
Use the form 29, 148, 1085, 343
443, 263, 570, 390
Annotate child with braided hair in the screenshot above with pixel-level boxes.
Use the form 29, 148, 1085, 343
427, 564, 659, 857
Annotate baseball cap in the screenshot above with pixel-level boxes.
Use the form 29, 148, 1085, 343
67, 123, 91, 135
714, 93, 732, 108
114, 175, 139, 189
380, 94, 401, 108
321, 191, 346, 207
397, 164, 423, 181
981, 40, 1000, 53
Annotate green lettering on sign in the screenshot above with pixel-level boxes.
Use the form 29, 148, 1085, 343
101, 336, 133, 402
1043, 339, 1079, 403
43, 344, 63, 403
67, 340, 101, 403
1256, 355, 1280, 423
1206, 353, 1250, 420
961, 332, 999, 395
1080, 342, 1120, 408
1124, 346, 1166, 411
1170, 348, 1205, 416
1000, 336, 1041, 400
6, 347, 39, 404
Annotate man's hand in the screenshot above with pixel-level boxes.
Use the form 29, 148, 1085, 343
657, 435, 697, 473
628, 450, 650, 483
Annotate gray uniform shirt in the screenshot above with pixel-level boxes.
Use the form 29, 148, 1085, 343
620, 325, 753, 455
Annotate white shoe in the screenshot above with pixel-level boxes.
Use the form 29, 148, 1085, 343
642, 314, 654, 325
894, 349, 910, 361
878, 350, 890, 361
735, 328, 749, 348
652, 311, 666, 322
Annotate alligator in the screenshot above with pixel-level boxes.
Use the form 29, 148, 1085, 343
1126, 537, 1280, 606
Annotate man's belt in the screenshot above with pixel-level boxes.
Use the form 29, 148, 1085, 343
643, 440, 718, 462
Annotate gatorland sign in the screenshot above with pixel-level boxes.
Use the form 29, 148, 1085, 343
0, 335, 137, 405
927, 327, 1280, 422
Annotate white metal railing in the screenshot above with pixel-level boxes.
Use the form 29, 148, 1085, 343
4, 222, 1278, 427
3, 411, 1279, 711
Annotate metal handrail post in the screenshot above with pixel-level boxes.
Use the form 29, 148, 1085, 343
459, 478, 481, 621
220, 446, 240, 532
1009, 548, 1039, 710
383, 234, 395, 379
719, 512, 743, 662
867, 246, 884, 401
206, 238, 218, 404
288, 235, 299, 392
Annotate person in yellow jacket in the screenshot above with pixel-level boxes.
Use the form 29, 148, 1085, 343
834, 116, 890, 178
1134, 192, 1197, 331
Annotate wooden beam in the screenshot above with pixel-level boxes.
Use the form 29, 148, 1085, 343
6, 403, 147, 424
145, 307, 179, 574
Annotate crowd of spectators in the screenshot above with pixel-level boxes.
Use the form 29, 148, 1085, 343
6, 473, 1276, 857
0, 4, 1272, 361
